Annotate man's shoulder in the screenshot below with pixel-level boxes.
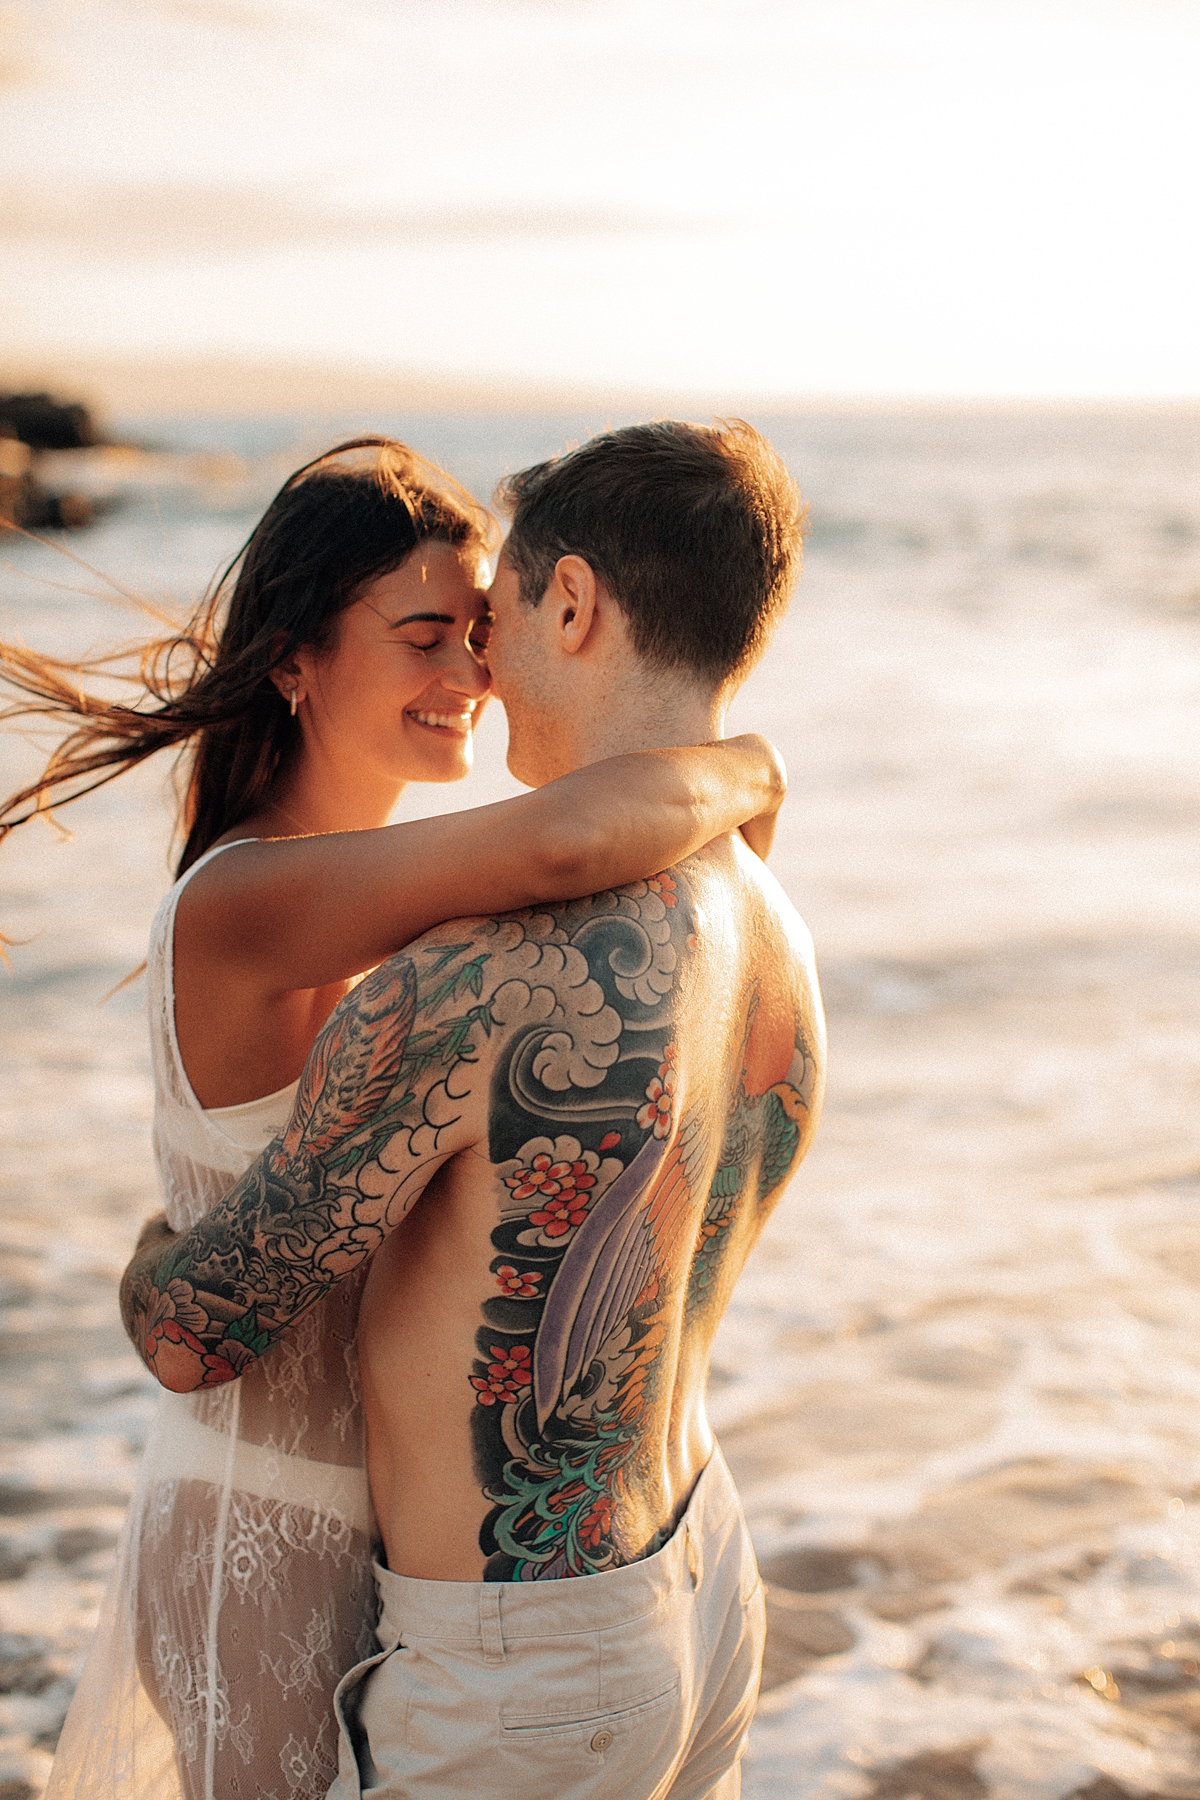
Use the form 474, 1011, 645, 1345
399, 875, 693, 994
388, 876, 695, 1150
686, 835, 819, 994
389, 877, 683, 1049
393, 851, 816, 1049
684, 837, 824, 1132
741, 842, 819, 991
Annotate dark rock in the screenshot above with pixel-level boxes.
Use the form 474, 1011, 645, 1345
0, 391, 106, 531
0, 438, 33, 531
0, 392, 99, 451
1, 478, 96, 532
863, 1743, 988, 1800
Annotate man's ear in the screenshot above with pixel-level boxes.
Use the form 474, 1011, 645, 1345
550, 555, 601, 656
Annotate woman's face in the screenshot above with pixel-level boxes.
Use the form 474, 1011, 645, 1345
296, 540, 493, 790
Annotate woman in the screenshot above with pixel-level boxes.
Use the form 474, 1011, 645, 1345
1, 438, 783, 1800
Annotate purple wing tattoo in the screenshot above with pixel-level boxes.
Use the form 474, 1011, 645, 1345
531, 1101, 709, 1431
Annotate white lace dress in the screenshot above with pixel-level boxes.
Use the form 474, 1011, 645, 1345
45, 843, 377, 1800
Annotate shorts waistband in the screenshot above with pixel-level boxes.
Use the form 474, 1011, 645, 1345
374, 1444, 740, 1647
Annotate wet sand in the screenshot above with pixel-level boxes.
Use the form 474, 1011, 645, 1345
1, 407, 1199, 1798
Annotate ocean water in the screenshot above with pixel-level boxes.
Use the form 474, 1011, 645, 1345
1, 406, 1199, 1799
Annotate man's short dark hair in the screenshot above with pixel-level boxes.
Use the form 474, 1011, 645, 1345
494, 419, 806, 686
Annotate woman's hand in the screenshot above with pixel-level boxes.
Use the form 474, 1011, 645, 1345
558, 733, 786, 880
722, 734, 787, 861
132, 1211, 176, 1259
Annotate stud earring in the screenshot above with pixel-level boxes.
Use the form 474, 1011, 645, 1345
288, 686, 298, 717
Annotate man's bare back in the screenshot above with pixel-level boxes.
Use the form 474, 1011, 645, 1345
357, 835, 821, 1579
122, 835, 821, 1582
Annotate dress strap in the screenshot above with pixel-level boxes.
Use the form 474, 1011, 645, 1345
175, 838, 260, 887
147, 838, 261, 1125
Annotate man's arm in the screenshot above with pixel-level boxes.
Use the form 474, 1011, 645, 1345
121, 944, 490, 1392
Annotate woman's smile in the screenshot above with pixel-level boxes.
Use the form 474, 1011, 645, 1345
406, 702, 479, 735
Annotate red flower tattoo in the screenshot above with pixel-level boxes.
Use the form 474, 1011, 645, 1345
528, 1193, 590, 1238
145, 1317, 236, 1391
470, 1342, 532, 1407
506, 1154, 597, 1237
637, 1043, 677, 1139
647, 872, 677, 908
506, 1153, 597, 1205
495, 1265, 543, 1299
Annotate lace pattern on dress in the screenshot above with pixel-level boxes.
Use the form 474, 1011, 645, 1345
45, 843, 378, 1800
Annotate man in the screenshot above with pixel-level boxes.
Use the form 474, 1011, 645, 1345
122, 419, 826, 1799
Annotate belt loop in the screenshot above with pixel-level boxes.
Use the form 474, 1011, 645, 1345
479, 1585, 506, 1664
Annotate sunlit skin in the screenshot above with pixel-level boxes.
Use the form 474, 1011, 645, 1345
485, 547, 725, 786
264, 540, 493, 835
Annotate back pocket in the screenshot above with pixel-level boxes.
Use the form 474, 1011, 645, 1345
500, 1677, 680, 1743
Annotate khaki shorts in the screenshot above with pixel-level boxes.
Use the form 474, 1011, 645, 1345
327, 1447, 765, 1800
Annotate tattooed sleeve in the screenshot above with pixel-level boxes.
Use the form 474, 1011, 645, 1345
120, 943, 490, 1392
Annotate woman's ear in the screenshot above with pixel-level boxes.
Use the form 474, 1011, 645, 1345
267, 648, 307, 711
551, 555, 600, 655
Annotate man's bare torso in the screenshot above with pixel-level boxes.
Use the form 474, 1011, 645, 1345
356, 836, 823, 1581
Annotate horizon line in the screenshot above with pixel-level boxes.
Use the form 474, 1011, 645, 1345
5, 354, 1200, 421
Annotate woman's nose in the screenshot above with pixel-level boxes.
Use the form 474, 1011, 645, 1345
441, 640, 492, 695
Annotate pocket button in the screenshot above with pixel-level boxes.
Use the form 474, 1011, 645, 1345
590, 1729, 614, 1754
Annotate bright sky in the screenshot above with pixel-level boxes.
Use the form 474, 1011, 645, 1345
2, 0, 1199, 398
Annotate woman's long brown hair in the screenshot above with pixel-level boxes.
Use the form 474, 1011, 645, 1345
0, 437, 496, 876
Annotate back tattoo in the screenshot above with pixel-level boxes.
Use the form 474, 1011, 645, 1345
469, 872, 816, 1578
